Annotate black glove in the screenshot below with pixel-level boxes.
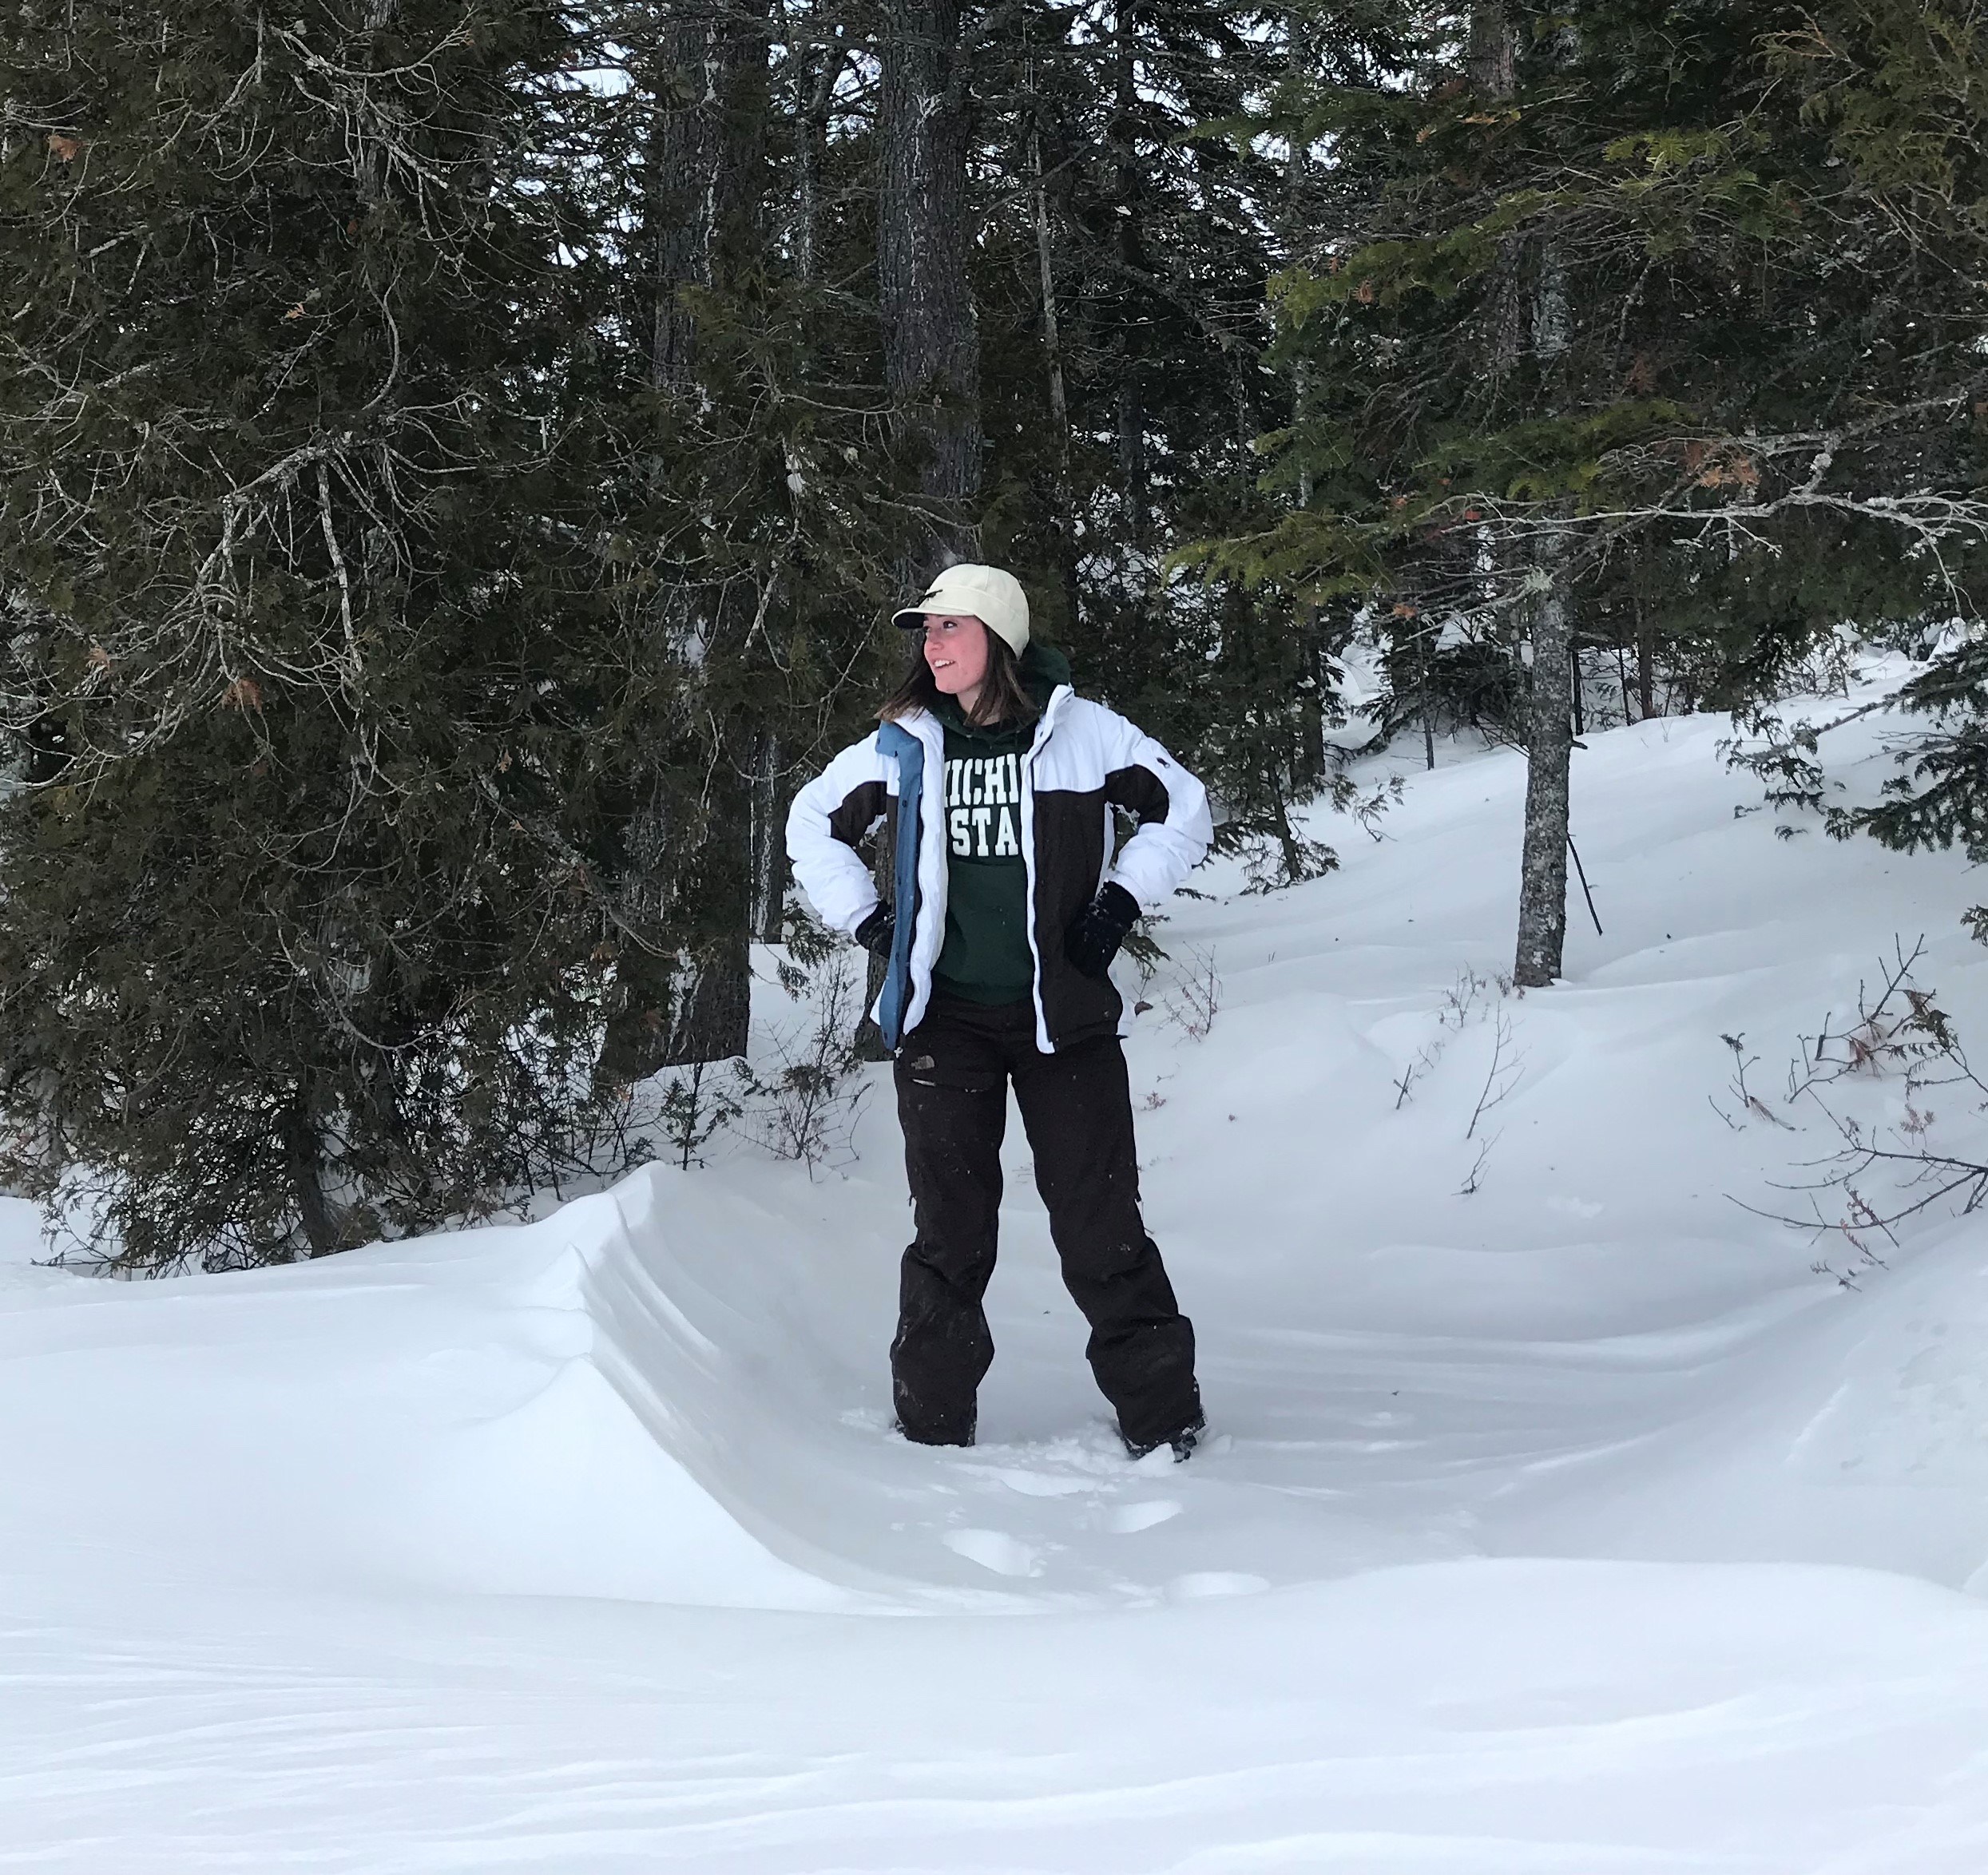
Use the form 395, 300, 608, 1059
854, 904, 896, 959
1064, 881, 1141, 981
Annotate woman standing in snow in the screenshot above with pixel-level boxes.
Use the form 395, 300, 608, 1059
787, 564, 1212, 1461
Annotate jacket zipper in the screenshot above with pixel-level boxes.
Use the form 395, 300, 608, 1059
1019, 687, 1071, 1054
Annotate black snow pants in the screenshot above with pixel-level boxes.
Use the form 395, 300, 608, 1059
891, 992, 1200, 1451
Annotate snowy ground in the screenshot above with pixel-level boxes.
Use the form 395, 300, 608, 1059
9, 664, 1988, 1872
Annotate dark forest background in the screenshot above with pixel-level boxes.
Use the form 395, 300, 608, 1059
6, 0, 1988, 1268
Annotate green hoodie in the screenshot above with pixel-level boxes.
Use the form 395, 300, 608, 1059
929, 643, 1071, 1007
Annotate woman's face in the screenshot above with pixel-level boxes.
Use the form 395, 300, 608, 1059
921, 613, 990, 704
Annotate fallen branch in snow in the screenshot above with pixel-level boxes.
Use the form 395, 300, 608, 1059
1567, 835, 1604, 938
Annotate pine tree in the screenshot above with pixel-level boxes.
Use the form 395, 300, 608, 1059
1205, 0, 1988, 974
0, 1, 671, 1267
879, 0, 982, 565
1758, 4, 1988, 935
578, 0, 919, 1074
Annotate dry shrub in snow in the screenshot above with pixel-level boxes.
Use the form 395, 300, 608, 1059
1161, 946, 1223, 1043
1734, 938, 1988, 1286
740, 948, 871, 1175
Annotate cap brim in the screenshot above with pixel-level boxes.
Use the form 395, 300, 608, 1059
891, 606, 931, 631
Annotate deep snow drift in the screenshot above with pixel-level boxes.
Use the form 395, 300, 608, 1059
8, 665, 1988, 1872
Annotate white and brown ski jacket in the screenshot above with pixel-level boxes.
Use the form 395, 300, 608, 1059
786, 683, 1212, 1053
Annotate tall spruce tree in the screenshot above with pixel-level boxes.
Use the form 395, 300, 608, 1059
591, 0, 776, 1081
879, 0, 982, 565
589, 0, 923, 1072
1796, 2, 1988, 924
0, 1, 672, 1267
1206, 0, 1988, 977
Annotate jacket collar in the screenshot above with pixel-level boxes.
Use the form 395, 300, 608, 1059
899, 680, 1073, 759
898, 682, 1073, 752
897, 708, 946, 752
1031, 684, 1075, 747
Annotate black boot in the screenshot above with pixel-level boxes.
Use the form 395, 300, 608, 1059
1122, 1410, 1205, 1463
895, 1414, 975, 1449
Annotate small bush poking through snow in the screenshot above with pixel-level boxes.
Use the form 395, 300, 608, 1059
1161, 946, 1224, 1043
739, 950, 871, 1175
1734, 937, 1988, 1287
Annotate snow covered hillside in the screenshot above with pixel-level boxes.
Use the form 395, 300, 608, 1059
9, 670, 1988, 1873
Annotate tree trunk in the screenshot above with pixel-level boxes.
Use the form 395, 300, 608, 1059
1466, 0, 1513, 95
667, 746, 756, 1062
1030, 96, 1069, 451
793, 41, 844, 287
1283, 10, 1330, 790
1469, 1, 1524, 383
645, 7, 738, 394
866, 0, 980, 1058
602, 5, 766, 1080
1294, 618, 1327, 789
879, 0, 981, 561
1109, 0, 1150, 549
1419, 625, 1438, 771
1509, 26, 1581, 989
1514, 559, 1573, 987
1028, 72, 1081, 631
752, 727, 789, 944
284, 1084, 339, 1258
596, 945, 671, 1091
1637, 551, 1657, 719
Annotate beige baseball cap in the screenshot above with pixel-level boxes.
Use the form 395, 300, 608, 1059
891, 563, 1031, 655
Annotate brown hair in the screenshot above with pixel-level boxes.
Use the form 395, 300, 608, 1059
879, 624, 1039, 729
